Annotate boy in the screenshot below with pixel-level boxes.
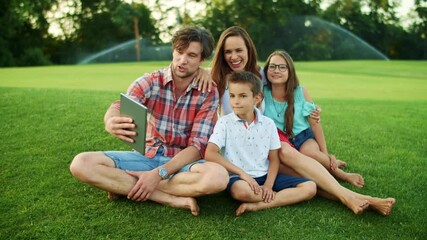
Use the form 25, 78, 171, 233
205, 71, 316, 216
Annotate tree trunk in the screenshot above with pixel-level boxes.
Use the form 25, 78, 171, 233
133, 16, 140, 61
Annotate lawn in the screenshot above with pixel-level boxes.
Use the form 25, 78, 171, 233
0, 60, 426, 239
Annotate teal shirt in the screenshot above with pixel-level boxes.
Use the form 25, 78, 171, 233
263, 86, 316, 136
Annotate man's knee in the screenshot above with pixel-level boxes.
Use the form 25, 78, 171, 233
197, 162, 229, 194
69, 152, 96, 183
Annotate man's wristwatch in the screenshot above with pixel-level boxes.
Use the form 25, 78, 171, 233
158, 166, 169, 180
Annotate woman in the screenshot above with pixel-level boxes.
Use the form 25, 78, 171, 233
209, 26, 394, 215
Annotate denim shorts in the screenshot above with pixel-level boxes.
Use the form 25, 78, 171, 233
103, 148, 205, 178
289, 128, 315, 150
226, 173, 311, 192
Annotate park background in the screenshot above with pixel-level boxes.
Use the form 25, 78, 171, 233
1, 0, 426, 66
1, 0, 426, 239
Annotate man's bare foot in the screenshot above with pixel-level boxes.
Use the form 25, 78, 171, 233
107, 192, 121, 201
170, 197, 200, 216
337, 159, 347, 168
343, 195, 370, 214
369, 197, 395, 216
345, 173, 365, 188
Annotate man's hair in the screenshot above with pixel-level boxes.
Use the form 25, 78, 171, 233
228, 71, 262, 96
172, 26, 215, 60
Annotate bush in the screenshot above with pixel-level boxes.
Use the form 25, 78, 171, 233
18, 48, 51, 66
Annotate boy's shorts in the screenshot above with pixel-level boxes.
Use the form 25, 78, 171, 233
226, 173, 311, 192
289, 128, 315, 150
103, 148, 205, 178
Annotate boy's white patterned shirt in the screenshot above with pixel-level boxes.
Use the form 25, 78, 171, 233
209, 108, 281, 178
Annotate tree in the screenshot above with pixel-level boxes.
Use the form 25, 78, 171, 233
112, 2, 159, 61
48, 0, 159, 64
0, 0, 56, 66
199, 0, 320, 60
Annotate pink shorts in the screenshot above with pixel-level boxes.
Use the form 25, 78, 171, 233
277, 128, 296, 149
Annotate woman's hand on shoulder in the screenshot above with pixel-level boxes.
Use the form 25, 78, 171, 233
194, 67, 215, 93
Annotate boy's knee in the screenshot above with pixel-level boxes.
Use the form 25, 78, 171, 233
301, 181, 317, 200
230, 188, 252, 201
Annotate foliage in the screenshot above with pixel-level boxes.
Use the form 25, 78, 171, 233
0, 0, 426, 66
111, 2, 158, 40
198, 0, 321, 59
66, 0, 159, 64
0, 0, 159, 66
0, 0, 57, 66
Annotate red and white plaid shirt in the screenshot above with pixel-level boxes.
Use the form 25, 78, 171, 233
113, 65, 219, 158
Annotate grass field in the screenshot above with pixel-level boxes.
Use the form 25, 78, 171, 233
0, 61, 426, 239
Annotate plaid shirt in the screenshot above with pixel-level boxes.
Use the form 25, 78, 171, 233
114, 65, 219, 158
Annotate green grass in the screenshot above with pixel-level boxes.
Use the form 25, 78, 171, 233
1, 61, 426, 239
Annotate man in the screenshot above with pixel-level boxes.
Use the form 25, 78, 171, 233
70, 26, 228, 216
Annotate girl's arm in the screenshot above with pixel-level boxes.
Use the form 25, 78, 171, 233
302, 87, 328, 154
205, 143, 261, 194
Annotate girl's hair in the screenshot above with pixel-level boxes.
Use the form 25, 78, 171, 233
211, 26, 261, 99
263, 50, 299, 137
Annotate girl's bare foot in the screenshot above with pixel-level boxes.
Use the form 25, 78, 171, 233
369, 197, 395, 216
345, 173, 365, 188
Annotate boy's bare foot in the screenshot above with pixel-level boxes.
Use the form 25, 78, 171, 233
170, 197, 200, 216
369, 197, 395, 216
337, 159, 347, 168
236, 203, 253, 216
107, 192, 121, 201
345, 173, 364, 188
343, 195, 370, 214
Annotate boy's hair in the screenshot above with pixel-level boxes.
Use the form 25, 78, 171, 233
172, 26, 215, 60
228, 71, 262, 96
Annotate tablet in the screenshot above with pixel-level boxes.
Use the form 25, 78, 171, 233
120, 93, 148, 154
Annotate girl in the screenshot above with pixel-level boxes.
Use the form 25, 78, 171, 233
262, 50, 364, 188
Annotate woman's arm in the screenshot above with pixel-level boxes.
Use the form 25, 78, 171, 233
194, 67, 215, 93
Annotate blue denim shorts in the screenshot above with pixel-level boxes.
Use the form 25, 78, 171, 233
289, 128, 315, 150
103, 148, 205, 178
227, 173, 311, 192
